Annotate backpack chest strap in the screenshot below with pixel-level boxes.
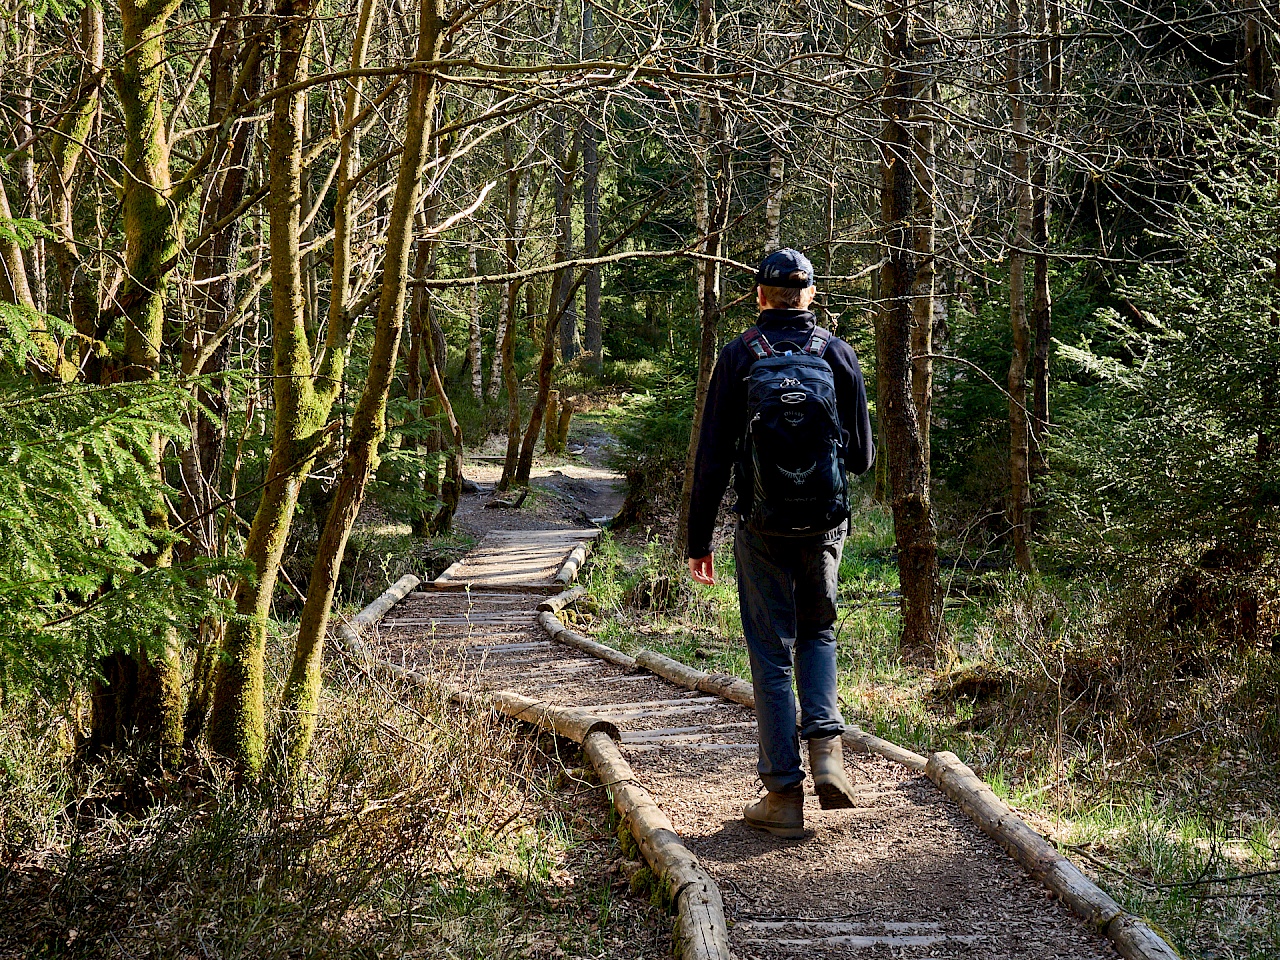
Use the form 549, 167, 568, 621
743, 325, 833, 360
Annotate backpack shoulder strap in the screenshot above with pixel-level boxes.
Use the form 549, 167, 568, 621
803, 327, 833, 357
741, 326, 774, 360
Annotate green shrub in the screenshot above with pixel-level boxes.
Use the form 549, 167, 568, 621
607, 352, 695, 528
0, 313, 234, 697
1046, 114, 1280, 648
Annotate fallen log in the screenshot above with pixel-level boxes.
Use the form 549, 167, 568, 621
485, 487, 529, 509
554, 540, 590, 584
582, 731, 731, 960
537, 611, 637, 668
926, 752, 1181, 960
537, 585, 587, 613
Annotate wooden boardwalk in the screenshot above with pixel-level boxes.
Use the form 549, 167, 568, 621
429, 528, 599, 591
361, 528, 1144, 960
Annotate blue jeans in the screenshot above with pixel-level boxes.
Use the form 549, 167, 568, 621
734, 520, 847, 792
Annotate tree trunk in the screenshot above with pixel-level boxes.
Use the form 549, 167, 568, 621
89, 0, 187, 767
582, 0, 603, 377
180, 0, 263, 741
426, 310, 465, 534
677, 0, 724, 556
910, 13, 936, 470
1030, 0, 1059, 483
555, 117, 580, 363
821, 139, 837, 327
499, 284, 521, 488
406, 232, 441, 536
49, 2, 104, 348
516, 115, 578, 485
497, 145, 529, 488
209, 0, 339, 776
545, 390, 561, 452
1007, 0, 1035, 573
876, 0, 944, 650
469, 241, 482, 398
274, 0, 445, 779
515, 279, 561, 486
764, 82, 789, 254
556, 399, 574, 451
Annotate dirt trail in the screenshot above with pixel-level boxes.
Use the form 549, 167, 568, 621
369, 500, 1120, 959
451, 419, 627, 537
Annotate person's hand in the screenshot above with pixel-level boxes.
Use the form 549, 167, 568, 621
688, 554, 715, 585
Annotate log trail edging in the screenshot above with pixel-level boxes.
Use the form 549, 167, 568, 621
927, 752, 1181, 960
330, 575, 730, 960
537, 601, 1184, 960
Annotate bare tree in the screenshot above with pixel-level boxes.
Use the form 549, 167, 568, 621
1007, 0, 1034, 573
875, 0, 944, 649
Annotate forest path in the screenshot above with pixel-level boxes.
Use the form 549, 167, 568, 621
368, 528, 1120, 960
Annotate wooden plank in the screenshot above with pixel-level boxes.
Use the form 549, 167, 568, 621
619, 723, 753, 741
621, 733, 754, 746
423, 581, 568, 594
485, 528, 601, 540
587, 703, 724, 721
384, 616, 533, 626
624, 743, 756, 753
466, 657, 600, 672
407, 591, 530, 603
586, 701, 727, 716
465, 641, 553, 653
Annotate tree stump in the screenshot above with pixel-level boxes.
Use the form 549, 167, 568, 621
556, 398, 574, 452
544, 390, 560, 452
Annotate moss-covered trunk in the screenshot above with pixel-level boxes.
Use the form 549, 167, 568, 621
273, 0, 445, 778
180, 0, 262, 741
86, 0, 186, 766
209, 0, 344, 776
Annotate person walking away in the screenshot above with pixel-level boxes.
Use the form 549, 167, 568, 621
686, 248, 875, 838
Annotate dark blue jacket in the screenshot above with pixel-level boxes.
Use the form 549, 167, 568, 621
686, 309, 875, 559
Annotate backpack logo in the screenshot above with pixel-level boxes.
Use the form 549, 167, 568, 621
781, 392, 805, 404
780, 377, 801, 388
777, 461, 817, 484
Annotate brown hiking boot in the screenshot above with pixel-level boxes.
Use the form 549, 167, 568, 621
808, 735, 858, 809
743, 786, 804, 838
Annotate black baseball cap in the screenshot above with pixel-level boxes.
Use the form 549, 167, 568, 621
756, 248, 815, 288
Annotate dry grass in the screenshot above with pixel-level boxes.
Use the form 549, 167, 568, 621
0, 654, 667, 959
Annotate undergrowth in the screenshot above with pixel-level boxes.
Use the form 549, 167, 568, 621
578, 497, 1280, 960
0, 653, 664, 959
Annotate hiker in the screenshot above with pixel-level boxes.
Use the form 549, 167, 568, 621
686, 248, 875, 838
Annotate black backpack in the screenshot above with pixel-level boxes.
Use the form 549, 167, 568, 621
734, 326, 849, 537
